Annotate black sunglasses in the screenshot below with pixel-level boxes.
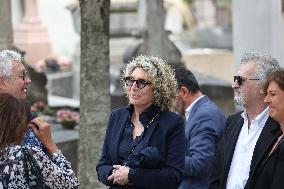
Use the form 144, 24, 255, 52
124, 77, 151, 89
234, 75, 260, 86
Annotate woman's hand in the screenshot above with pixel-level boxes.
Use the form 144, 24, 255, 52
29, 117, 58, 154
108, 165, 130, 185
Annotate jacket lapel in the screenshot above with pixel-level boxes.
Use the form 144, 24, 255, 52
248, 117, 281, 179
223, 115, 244, 182
133, 119, 160, 153
185, 96, 209, 138
110, 111, 129, 163
189, 96, 209, 118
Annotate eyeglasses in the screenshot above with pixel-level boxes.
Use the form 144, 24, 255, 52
11, 70, 30, 81
124, 77, 151, 89
233, 75, 260, 86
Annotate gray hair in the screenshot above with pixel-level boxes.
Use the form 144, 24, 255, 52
122, 55, 177, 111
241, 52, 280, 86
0, 50, 22, 77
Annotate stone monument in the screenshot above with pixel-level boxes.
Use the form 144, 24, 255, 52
134, 0, 182, 65
14, 0, 54, 65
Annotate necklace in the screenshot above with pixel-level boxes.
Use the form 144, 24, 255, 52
269, 134, 284, 156
145, 112, 160, 128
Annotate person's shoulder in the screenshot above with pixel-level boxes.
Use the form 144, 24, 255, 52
160, 110, 183, 123
224, 111, 243, 130
112, 106, 128, 113
199, 97, 223, 111
22, 128, 43, 148
194, 103, 225, 121
227, 111, 243, 120
110, 106, 129, 117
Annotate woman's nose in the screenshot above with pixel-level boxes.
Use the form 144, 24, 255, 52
264, 95, 270, 103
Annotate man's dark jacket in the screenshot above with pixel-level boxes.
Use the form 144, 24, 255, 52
209, 111, 281, 189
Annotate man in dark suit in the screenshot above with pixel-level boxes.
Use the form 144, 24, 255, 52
174, 67, 226, 189
209, 52, 281, 189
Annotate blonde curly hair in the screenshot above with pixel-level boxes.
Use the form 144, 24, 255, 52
122, 55, 177, 111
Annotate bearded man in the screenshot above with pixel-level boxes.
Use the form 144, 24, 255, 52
209, 53, 281, 189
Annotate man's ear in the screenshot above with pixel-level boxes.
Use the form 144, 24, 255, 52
180, 86, 189, 96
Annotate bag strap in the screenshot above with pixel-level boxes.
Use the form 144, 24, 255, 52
22, 151, 30, 185
21, 147, 49, 189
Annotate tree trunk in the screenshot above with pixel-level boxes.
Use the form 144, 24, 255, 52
78, 0, 110, 188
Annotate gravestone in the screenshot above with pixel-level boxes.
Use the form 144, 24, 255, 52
46, 71, 74, 98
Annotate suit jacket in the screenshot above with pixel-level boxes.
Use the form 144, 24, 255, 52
209, 111, 281, 189
179, 96, 226, 189
96, 105, 185, 189
246, 121, 284, 189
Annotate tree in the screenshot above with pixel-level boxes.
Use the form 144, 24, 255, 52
78, 0, 110, 188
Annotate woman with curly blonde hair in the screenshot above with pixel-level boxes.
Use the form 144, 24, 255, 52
97, 55, 185, 189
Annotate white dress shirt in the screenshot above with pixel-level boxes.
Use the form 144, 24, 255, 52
226, 108, 269, 189
184, 95, 205, 122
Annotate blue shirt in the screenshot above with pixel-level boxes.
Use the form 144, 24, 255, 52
118, 122, 144, 166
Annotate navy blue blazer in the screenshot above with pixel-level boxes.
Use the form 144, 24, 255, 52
179, 96, 226, 189
96, 105, 185, 189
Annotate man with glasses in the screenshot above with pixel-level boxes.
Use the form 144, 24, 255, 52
173, 66, 226, 189
0, 49, 44, 149
209, 52, 281, 189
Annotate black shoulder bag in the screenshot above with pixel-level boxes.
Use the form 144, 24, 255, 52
22, 147, 50, 189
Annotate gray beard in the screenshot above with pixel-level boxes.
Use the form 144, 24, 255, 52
234, 92, 245, 107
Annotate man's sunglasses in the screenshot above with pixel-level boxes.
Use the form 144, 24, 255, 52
124, 77, 151, 89
233, 75, 260, 86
